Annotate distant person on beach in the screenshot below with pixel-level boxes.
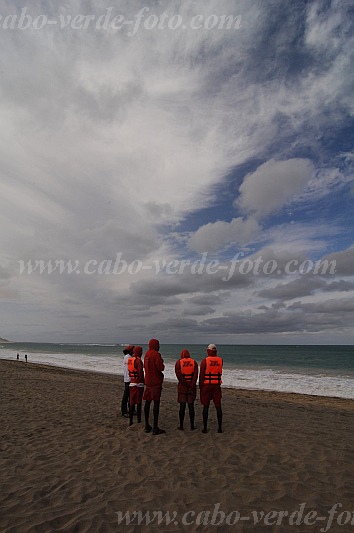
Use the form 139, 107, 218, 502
175, 349, 198, 430
199, 344, 223, 433
25, 354, 28, 362
143, 338, 165, 435
16, 353, 19, 360
128, 346, 144, 426
121, 345, 134, 417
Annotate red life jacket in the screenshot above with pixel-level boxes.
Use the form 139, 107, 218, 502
204, 356, 222, 384
180, 357, 195, 382
128, 357, 138, 381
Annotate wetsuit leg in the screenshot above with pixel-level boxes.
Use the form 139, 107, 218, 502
137, 403, 142, 423
144, 400, 152, 432
179, 402, 186, 429
129, 403, 135, 426
202, 405, 209, 433
152, 401, 165, 434
153, 400, 160, 431
187, 402, 195, 430
121, 382, 130, 415
216, 405, 223, 433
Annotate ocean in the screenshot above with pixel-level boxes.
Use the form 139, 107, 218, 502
1, 342, 353, 399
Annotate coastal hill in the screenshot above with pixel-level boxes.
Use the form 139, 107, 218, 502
0, 337, 11, 342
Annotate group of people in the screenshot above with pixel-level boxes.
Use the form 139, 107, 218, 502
120, 339, 223, 434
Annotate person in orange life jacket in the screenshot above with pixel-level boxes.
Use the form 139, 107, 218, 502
121, 344, 135, 417
143, 338, 166, 435
128, 346, 144, 426
199, 344, 223, 433
175, 349, 198, 430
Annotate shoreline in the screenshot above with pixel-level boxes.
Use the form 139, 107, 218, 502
1, 360, 354, 532
2, 357, 353, 425
1, 356, 354, 403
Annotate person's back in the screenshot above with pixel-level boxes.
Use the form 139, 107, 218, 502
121, 344, 134, 417
200, 354, 222, 386
143, 339, 165, 435
199, 344, 223, 433
144, 339, 164, 387
175, 349, 198, 430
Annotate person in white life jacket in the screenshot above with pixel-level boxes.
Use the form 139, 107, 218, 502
128, 346, 144, 426
121, 344, 134, 417
199, 344, 223, 433
175, 349, 198, 430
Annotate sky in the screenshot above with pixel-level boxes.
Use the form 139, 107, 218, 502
0, 0, 353, 344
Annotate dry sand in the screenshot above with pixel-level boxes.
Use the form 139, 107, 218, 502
1, 360, 354, 533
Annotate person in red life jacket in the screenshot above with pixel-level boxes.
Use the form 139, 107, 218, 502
199, 344, 223, 433
128, 346, 144, 426
143, 338, 165, 435
175, 349, 198, 430
121, 344, 135, 417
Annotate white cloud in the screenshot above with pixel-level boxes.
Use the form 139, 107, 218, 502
296, 167, 353, 203
305, 0, 351, 51
236, 158, 315, 218
188, 217, 259, 253
260, 221, 340, 256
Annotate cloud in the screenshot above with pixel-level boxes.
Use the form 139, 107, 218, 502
323, 246, 354, 276
188, 294, 229, 306
257, 277, 327, 300
183, 305, 216, 316
289, 298, 354, 315
129, 264, 255, 299
296, 167, 353, 204
236, 158, 315, 218
0, 0, 353, 342
188, 217, 259, 253
258, 277, 354, 301
199, 308, 309, 335
324, 280, 354, 292
198, 296, 354, 335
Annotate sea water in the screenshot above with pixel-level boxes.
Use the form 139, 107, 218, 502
1, 342, 353, 399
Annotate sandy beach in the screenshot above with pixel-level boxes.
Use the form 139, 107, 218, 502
1, 359, 354, 532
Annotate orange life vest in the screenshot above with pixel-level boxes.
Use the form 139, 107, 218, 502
128, 356, 138, 380
180, 357, 195, 382
204, 356, 222, 384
